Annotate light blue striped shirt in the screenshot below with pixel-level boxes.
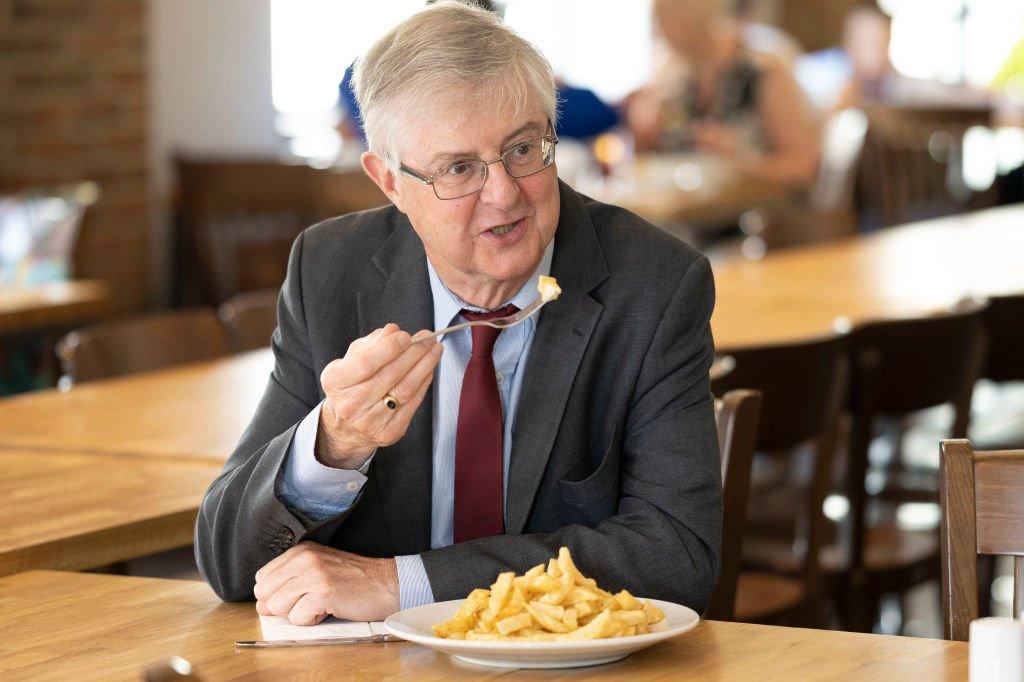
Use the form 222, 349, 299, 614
276, 241, 552, 610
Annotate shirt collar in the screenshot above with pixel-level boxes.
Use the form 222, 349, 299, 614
426, 238, 555, 330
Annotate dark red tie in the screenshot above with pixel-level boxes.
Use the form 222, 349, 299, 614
453, 304, 518, 543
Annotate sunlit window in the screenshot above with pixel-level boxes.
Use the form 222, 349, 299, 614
269, 1, 654, 161
881, 0, 1024, 85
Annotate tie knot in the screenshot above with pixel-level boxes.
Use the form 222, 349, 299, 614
461, 304, 519, 358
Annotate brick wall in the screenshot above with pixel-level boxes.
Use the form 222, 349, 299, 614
0, 0, 150, 310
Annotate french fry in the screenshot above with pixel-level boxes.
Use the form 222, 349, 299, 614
487, 572, 514, 616
496, 612, 533, 636
433, 547, 668, 641
524, 564, 545, 579
614, 590, 642, 611
526, 601, 571, 633
643, 600, 666, 624
539, 567, 574, 605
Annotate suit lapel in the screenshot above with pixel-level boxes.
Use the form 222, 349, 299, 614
506, 182, 608, 534
357, 213, 435, 553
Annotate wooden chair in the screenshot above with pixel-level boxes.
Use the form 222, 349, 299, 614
857, 104, 995, 229
56, 308, 230, 385
218, 289, 279, 352
756, 108, 868, 251
984, 293, 1024, 384
712, 333, 848, 624
939, 439, 1024, 641
837, 301, 989, 630
174, 157, 385, 305
705, 389, 763, 621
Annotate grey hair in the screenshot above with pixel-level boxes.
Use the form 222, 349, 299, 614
352, 0, 558, 171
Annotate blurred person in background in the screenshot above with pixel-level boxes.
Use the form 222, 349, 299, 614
829, 6, 895, 111
732, 0, 804, 68
627, 0, 820, 189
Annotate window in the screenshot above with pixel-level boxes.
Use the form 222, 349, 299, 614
269, 1, 655, 161
882, 0, 1024, 86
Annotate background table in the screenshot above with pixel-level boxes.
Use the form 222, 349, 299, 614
596, 153, 793, 235
0, 571, 967, 680
0, 280, 112, 336
0, 449, 221, 576
713, 204, 1024, 349
0, 348, 272, 459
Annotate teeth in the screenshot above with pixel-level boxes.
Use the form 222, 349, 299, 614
490, 223, 515, 236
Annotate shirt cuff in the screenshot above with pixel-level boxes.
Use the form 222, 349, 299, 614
275, 401, 374, 521
395, 554, 435, 610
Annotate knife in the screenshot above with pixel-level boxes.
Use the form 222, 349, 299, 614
235, 633, 402, 648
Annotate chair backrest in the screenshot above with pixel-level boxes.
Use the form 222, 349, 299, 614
984, 293, 1024, 383
848, 300, 988, 430
57, 308, 230, 384
174, 158, 385, 305
810, 107, 869, 215
939, 439, 1024, 641
218, 288, 279, 352
712, 333, 848, 594
754, 108, 868, 252
705, 389, 763, 621
857, 104, 994, 229
843, 301, 989, 570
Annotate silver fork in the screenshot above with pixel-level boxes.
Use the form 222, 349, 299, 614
412, 296, 549, 343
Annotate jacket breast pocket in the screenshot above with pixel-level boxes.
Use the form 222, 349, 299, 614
557, 424, 622, 526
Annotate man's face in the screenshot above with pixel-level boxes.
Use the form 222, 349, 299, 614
379, 95, 560, 294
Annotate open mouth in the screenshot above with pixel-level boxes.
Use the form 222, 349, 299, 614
483, 217, 526, 238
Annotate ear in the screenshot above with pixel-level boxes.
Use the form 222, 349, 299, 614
361, 151, 407, 213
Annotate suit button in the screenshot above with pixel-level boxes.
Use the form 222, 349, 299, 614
281, 527, 295, 544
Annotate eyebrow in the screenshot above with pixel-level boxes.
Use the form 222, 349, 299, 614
422, 120, 546, 168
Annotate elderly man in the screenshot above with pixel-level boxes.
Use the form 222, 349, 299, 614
196, 0, 720, 625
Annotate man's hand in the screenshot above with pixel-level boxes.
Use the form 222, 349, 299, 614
316, 323, 443, 469
254, 542, 400, 624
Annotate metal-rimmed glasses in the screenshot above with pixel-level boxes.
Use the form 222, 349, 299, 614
399, 126, 559, 200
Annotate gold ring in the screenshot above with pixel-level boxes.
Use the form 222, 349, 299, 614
383, 393, 399, 410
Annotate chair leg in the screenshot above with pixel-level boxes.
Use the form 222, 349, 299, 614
843, 573, 875, 632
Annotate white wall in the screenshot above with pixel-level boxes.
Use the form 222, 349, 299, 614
148, 0, 281, 304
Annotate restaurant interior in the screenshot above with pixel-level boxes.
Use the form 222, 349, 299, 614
2, 0, 1024, 677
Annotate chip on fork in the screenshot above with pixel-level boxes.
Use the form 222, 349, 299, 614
412, 275, 561, 343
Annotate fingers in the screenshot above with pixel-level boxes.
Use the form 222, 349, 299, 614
288, 593, 330, 626
388, 358, 437, 426
361, 334, 439, 404
263, 575, 307, 618
322, 324, 412, 389
254, 543, 310, 602
388, 339, 443, 406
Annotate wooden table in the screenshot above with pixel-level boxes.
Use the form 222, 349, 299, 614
0, 280, 112, 336
0, 348, 273, 459
0, 571, 967, 680
0, 450, 220, 576
712, 204, 1024, 349
597, 153, 794, 233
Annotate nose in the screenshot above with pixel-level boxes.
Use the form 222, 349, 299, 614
478, 159, 521, 208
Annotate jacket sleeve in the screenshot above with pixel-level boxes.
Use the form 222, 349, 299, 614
193, 232, 357, 601
419, 256, 722, 612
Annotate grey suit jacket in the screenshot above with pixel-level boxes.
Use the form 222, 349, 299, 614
195, 181, 722, 610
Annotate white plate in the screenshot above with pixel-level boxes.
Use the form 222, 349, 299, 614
385, 598, 700, 669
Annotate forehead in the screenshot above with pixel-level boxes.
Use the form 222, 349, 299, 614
401, 91, 548, 167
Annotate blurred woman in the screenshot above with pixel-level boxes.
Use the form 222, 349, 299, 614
628, 0, 820, 189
